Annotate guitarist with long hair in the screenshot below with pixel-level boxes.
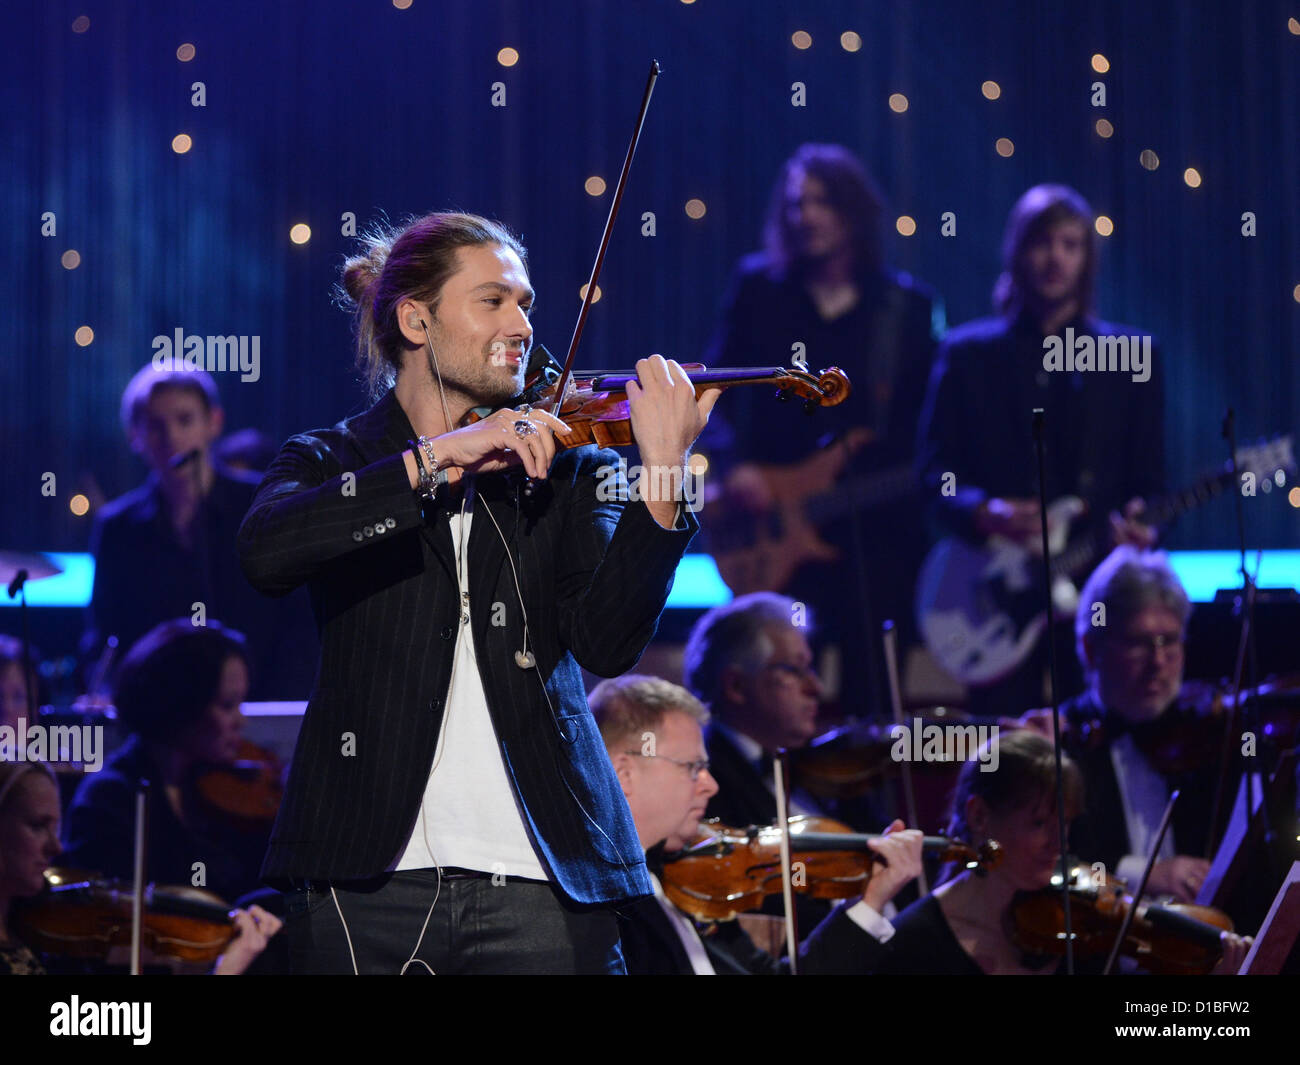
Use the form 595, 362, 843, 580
915, 184, 1162, 716
703, 144, 941, 712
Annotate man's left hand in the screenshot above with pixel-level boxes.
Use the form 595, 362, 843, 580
625, 355, 721, 468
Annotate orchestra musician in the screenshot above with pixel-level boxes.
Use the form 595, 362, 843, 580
862, 730, 1249, 975
1029, 546, 1217, 901
62, 620, 271, 908
703, 143, 940, 709
0, 760, 280, 975
591, 674, 921, 974
236, 212, 719, 974
916, 184, 1163, 716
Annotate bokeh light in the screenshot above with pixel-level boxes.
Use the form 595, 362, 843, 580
584, 176, 606, 196
995, 137, 1014, 157
792, 31, 812, 50
498, 47, 519, 66
71, 15, 89, 33
895, 216, 917, 236
172, 134, 193, 154
75, 326, 94, 346
289, 223, 311, 244
69, 494, 90, 517
177, 43, 196, 62
1092, 53, 1110, 73
579, 283, 602, 304
1139, 149, 1160, 170
61, 250, 81, 270
981, 80, 1001, 100
685, 199, 707, 219
1095, 118, 1114, 138
889, 93, 909, 113
1184, 167, 1202, 188
840, 32, 862, 52
1095, 215, 1114, 237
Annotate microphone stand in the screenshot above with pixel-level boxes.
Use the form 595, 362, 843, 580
1033, 408, 1074, 975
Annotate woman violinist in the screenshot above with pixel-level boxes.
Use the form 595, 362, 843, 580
0, 760, 279, 974
61, 619, 279, 924
868, 730, 1251, 975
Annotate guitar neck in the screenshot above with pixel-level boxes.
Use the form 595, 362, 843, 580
1053, 465, 1238, 579
802, 463, 916, 524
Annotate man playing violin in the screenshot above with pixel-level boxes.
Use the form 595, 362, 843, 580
238, 212, 720, 974
590, 674, 922, 974
1044, 547, 1216, 902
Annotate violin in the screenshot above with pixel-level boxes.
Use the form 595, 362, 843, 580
191, 737, 284, 832
476, 352, 851, 452
1009, 863, 1236, 975
14, 868, 236, 964
660, 815, 1002, 922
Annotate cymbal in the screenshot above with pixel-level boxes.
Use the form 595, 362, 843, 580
0, 551, 63, 587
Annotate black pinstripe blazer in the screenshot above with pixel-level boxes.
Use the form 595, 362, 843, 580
237, 390, 698, 904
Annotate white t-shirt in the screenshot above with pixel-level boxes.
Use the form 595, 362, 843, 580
395, 497, 547, 879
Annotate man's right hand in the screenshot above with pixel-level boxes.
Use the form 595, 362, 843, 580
1149, 855, 1212, 903
405, 408, 572, 488
975, 497, 1041, 543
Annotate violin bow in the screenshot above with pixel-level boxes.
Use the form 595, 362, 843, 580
772, 751, 801, 973
550, 60, 660, 417
883, 622, 928, 896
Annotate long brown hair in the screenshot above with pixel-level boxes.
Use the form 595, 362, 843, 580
762, 144, 884, 281
993, 184, 1099, 317
338, 212, 527, 399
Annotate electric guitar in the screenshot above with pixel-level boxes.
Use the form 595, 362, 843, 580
710, 438, 917, 596
914, 436, 1295, 687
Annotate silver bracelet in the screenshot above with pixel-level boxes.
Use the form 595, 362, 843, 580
415, 435, 446, 502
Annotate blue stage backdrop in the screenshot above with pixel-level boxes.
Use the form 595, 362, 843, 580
3, 0, 1297, 556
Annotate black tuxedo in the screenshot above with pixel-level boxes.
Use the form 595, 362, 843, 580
703, 726, 778, 829
1062, 690, 1215, 873
237, 390, 697, 904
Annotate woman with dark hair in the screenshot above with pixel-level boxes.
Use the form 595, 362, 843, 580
869, 730, 1248, 975
2, 760, 280, 974
62, 619, 272, 908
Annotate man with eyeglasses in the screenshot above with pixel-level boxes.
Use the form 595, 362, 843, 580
590, 674, 921, 974
1033, 546, 1212, 901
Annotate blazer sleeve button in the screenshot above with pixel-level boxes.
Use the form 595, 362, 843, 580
440, 627, 454, 640
352, 531, 363, 542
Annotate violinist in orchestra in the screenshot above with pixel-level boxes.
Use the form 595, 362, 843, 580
865, 730, 1250, 975
237, 211, 720, 974
1, 760, 279, 975
1028, 546, 1217, 902
590, 674, 922, 975
62, 620, 272, 910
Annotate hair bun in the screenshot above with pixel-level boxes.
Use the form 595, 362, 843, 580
341, 243, 389, 306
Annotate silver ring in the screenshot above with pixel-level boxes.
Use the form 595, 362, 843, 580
513, 419, 539, 438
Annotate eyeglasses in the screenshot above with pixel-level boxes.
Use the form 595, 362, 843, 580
622, 752, 711, 780
1109, 633, 1184, 660
763, 661, 820, 683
